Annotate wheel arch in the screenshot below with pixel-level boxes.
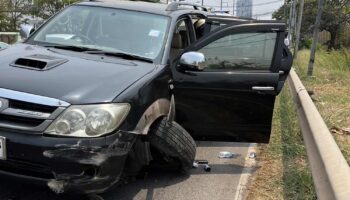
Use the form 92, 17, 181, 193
134, 97, 175, 135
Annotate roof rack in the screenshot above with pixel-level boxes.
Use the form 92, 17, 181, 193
166, 2, 209, 12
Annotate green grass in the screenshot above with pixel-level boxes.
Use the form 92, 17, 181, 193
247, 86, 316, 200
294, 48, 350, 164
278, 88, 315, 200
248, 47, 350, 199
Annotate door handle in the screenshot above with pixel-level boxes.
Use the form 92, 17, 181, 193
252, 86, 275, 91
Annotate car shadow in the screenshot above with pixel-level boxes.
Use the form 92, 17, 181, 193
196, 142, 252, 148
102, 162, 258, 200
0, 140, 255, 200
102, 170, 190, 200
0, 161, 256, 200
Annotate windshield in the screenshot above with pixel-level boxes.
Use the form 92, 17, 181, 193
29, 5, 169, 60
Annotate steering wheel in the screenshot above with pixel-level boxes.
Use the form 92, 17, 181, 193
72, 34, 95, 45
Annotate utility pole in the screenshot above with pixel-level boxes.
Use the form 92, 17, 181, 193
283, 0, 287, 19
220, 0, 223, 11
293, 3, 298, 38
232, 0, 235, 16
293, 0, 304, 59
290, 0, 297, 46
288, 1, 293, 42
307, 0, 325, 76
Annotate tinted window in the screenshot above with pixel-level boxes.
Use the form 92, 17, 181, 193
199, 32, 277, 71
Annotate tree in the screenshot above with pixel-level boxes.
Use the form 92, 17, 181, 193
0, 0, 33, 31
273, 0, 350, 50
32, 0, 80, 20
272, 0, 292, 20
320, 0, 350, 49
33, 0, 160, 20
0, 1, 7, 31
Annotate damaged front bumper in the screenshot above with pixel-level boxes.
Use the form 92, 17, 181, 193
0, 129, 136, 194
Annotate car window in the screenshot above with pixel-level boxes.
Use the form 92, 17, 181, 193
175, 20, 190, 48
198, 32, 277, 71
169, 19, 191, 60
193, 19, 210, 40
29, 5, 169, 60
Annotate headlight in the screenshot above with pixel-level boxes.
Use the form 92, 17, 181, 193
45, 104, 130, 137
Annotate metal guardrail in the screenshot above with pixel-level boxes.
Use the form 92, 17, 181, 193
288, 68, 350, 200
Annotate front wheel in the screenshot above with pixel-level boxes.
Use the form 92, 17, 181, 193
148, 118, 196, 173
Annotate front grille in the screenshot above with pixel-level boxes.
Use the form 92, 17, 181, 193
0, 114, 44, 127
0, 159, 54, 179
0, 89, 69, 132
9, 99, 57, 113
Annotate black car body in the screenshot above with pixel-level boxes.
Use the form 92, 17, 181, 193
0, 1, 292, 194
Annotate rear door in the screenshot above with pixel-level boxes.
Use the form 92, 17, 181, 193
172, 21, 292, 143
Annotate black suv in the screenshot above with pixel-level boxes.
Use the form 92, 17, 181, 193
0, 1, 292, 194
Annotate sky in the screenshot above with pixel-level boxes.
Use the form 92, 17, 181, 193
175, 0, 285, 20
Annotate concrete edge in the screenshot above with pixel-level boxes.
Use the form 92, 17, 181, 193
234, 143, 257, 200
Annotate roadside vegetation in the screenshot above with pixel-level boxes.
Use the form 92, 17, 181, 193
294, 48, 350, 164
247, 47, 350, 200
246, 85, 315, 200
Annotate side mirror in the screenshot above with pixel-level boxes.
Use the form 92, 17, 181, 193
179, 52, 206, 71
19, 24, 35, 39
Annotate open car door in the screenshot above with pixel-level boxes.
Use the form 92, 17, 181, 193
172, 21, 292, 143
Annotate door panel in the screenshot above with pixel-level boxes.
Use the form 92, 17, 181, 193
174, 72, 279, 143
172, 23, 289, 143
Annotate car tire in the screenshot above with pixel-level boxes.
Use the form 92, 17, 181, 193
148, 117, 196, 173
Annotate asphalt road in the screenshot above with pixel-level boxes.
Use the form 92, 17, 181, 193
0, 142, 254, 200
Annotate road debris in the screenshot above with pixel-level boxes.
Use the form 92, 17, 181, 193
196, 160, 209, 164
248, 152, 256, 159
204, 164, 211, 172
193, 160, 211, 172
192, 161, 199, 168
331, 126, 350, 135
219, 151, 236, 158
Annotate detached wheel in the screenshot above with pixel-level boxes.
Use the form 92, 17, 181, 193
148, 117, 196, 173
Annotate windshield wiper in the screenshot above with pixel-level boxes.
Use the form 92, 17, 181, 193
84, 50, 153, 63
44, 45, 100, 52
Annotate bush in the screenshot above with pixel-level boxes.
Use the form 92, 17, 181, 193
301, 37, 323, 51
304, 37, 313, 49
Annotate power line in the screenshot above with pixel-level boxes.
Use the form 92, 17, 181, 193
236, 0, 284, 8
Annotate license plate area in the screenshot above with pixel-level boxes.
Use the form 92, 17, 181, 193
0, 137, 6, 160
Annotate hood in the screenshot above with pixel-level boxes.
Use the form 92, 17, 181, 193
0, 43, 155, 104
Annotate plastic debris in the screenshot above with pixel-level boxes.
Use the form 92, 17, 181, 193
192, 161, 199, 168
204, 164, 211, 172
249, 152, 257, 159
219, 151, 235, 158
